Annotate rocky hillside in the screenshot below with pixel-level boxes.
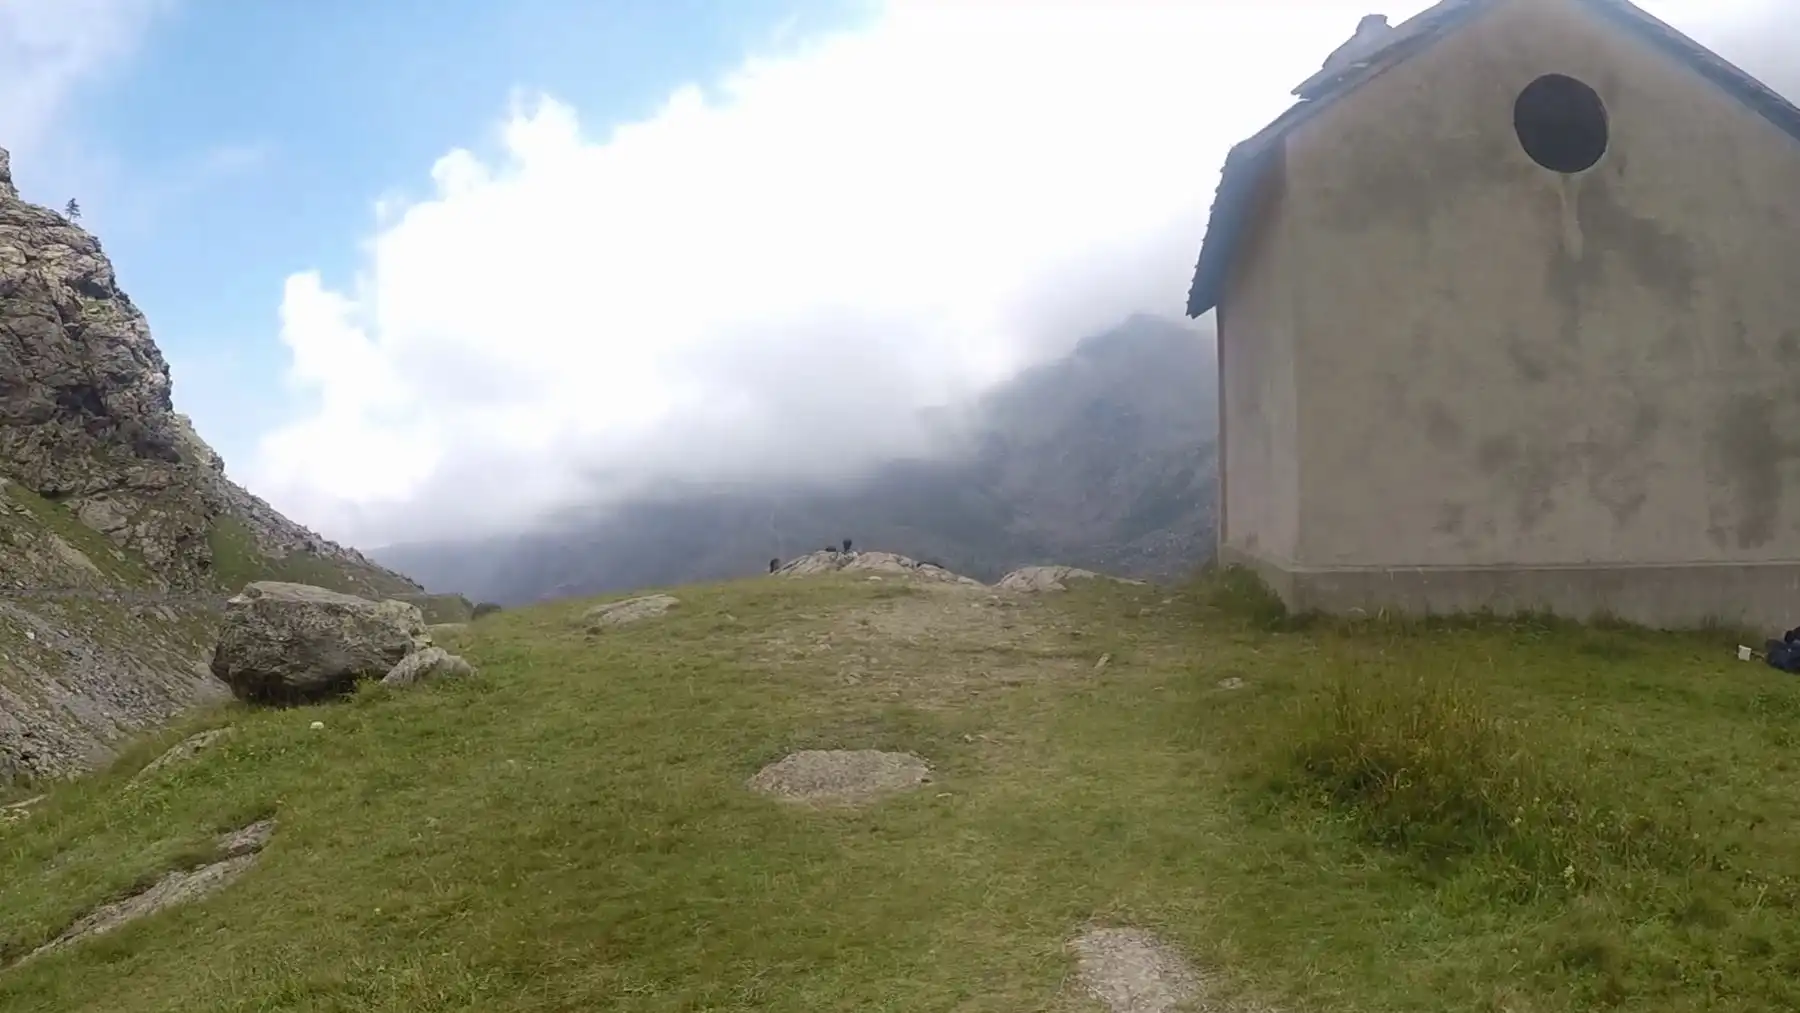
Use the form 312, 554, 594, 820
377, 314, 1219, 604
0, 146, 422, 782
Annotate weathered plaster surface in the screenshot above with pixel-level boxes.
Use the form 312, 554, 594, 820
1217, 0, 1800, 628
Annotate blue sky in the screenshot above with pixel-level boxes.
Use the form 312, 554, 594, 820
15, 0, 868, 472
1, 0, 1790, 548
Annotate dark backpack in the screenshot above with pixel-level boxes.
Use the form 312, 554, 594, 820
1765, 627, 1800, 673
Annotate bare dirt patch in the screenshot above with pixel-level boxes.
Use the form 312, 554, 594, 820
15, 818, 277, 966
1069, 927, 1200, 1013
748, 750, 932, 806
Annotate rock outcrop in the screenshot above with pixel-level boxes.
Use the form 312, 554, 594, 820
774, 549, 981, 585
210, 582, 431, 704
15, 817, 278, 966
0, 146, 414, 592
0, 145, 428, 778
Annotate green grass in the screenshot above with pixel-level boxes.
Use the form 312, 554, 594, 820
0, 484, 156, 587
1, 573, 1798, 1011
205, 516, 417, 597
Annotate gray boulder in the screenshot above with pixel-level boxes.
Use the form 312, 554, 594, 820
209, 582, 430, 704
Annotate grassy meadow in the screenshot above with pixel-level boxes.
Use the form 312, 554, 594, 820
1, 569, 1796, 1012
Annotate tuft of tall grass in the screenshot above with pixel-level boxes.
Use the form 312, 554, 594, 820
1270, 669, 1714, 898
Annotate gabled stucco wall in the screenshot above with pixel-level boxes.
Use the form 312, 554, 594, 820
1216, 152, 1300, 568
1257, 0, 1800, 576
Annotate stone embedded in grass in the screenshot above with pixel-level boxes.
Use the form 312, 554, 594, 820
0, 794, 44, 827
17, 818, 278, 966
130, 728, 231, 785
1069, 927, 1199, 1013
380, 646, 477, 688
748, 749, 932, 806
215, 817, 277, 857
583, 593, 680, 630
996, 565, 1146, 593
1217, 676, 1246, 691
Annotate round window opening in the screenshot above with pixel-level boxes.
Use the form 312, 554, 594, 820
1513, 73, 1609, 173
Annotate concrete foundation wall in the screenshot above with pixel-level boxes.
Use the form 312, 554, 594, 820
1220, 0, 1800, 630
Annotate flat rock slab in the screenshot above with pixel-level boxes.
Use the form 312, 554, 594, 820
18, 818, 278, 965
997, 566, 1145, 593
584, 594, 680, 630
748, 749, 932, 806
1070, 927, 1199, 1013
774, 550, 981, 585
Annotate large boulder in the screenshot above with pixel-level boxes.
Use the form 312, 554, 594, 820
210, 581, 430, 704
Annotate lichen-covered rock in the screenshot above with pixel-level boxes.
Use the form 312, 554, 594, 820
380, 646, 476, 688
209, 582, 430, 704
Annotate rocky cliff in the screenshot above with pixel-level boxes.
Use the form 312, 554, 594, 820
0, 146, 422, 781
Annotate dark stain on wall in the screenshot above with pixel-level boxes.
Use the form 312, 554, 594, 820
1583, 402, 1661, 527
1421, 400, 1466, 452
1435, 501, 1468, 536
1477, 434, 1519, 474
1512, 449, 1563, 532
1505, 339, 1552, 383
1541, 175, 1699, 363
1573, 175, 1700, 305
1777, 330, 1800, 362
1708, 396, 1787, 549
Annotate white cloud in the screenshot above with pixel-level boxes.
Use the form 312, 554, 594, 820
0, 0, 169, 154
252, 0, 1793, 547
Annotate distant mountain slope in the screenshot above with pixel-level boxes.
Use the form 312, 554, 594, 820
377, 314, 1219, 603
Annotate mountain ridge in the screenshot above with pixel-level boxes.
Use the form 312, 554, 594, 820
376, 314, 1221, 603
